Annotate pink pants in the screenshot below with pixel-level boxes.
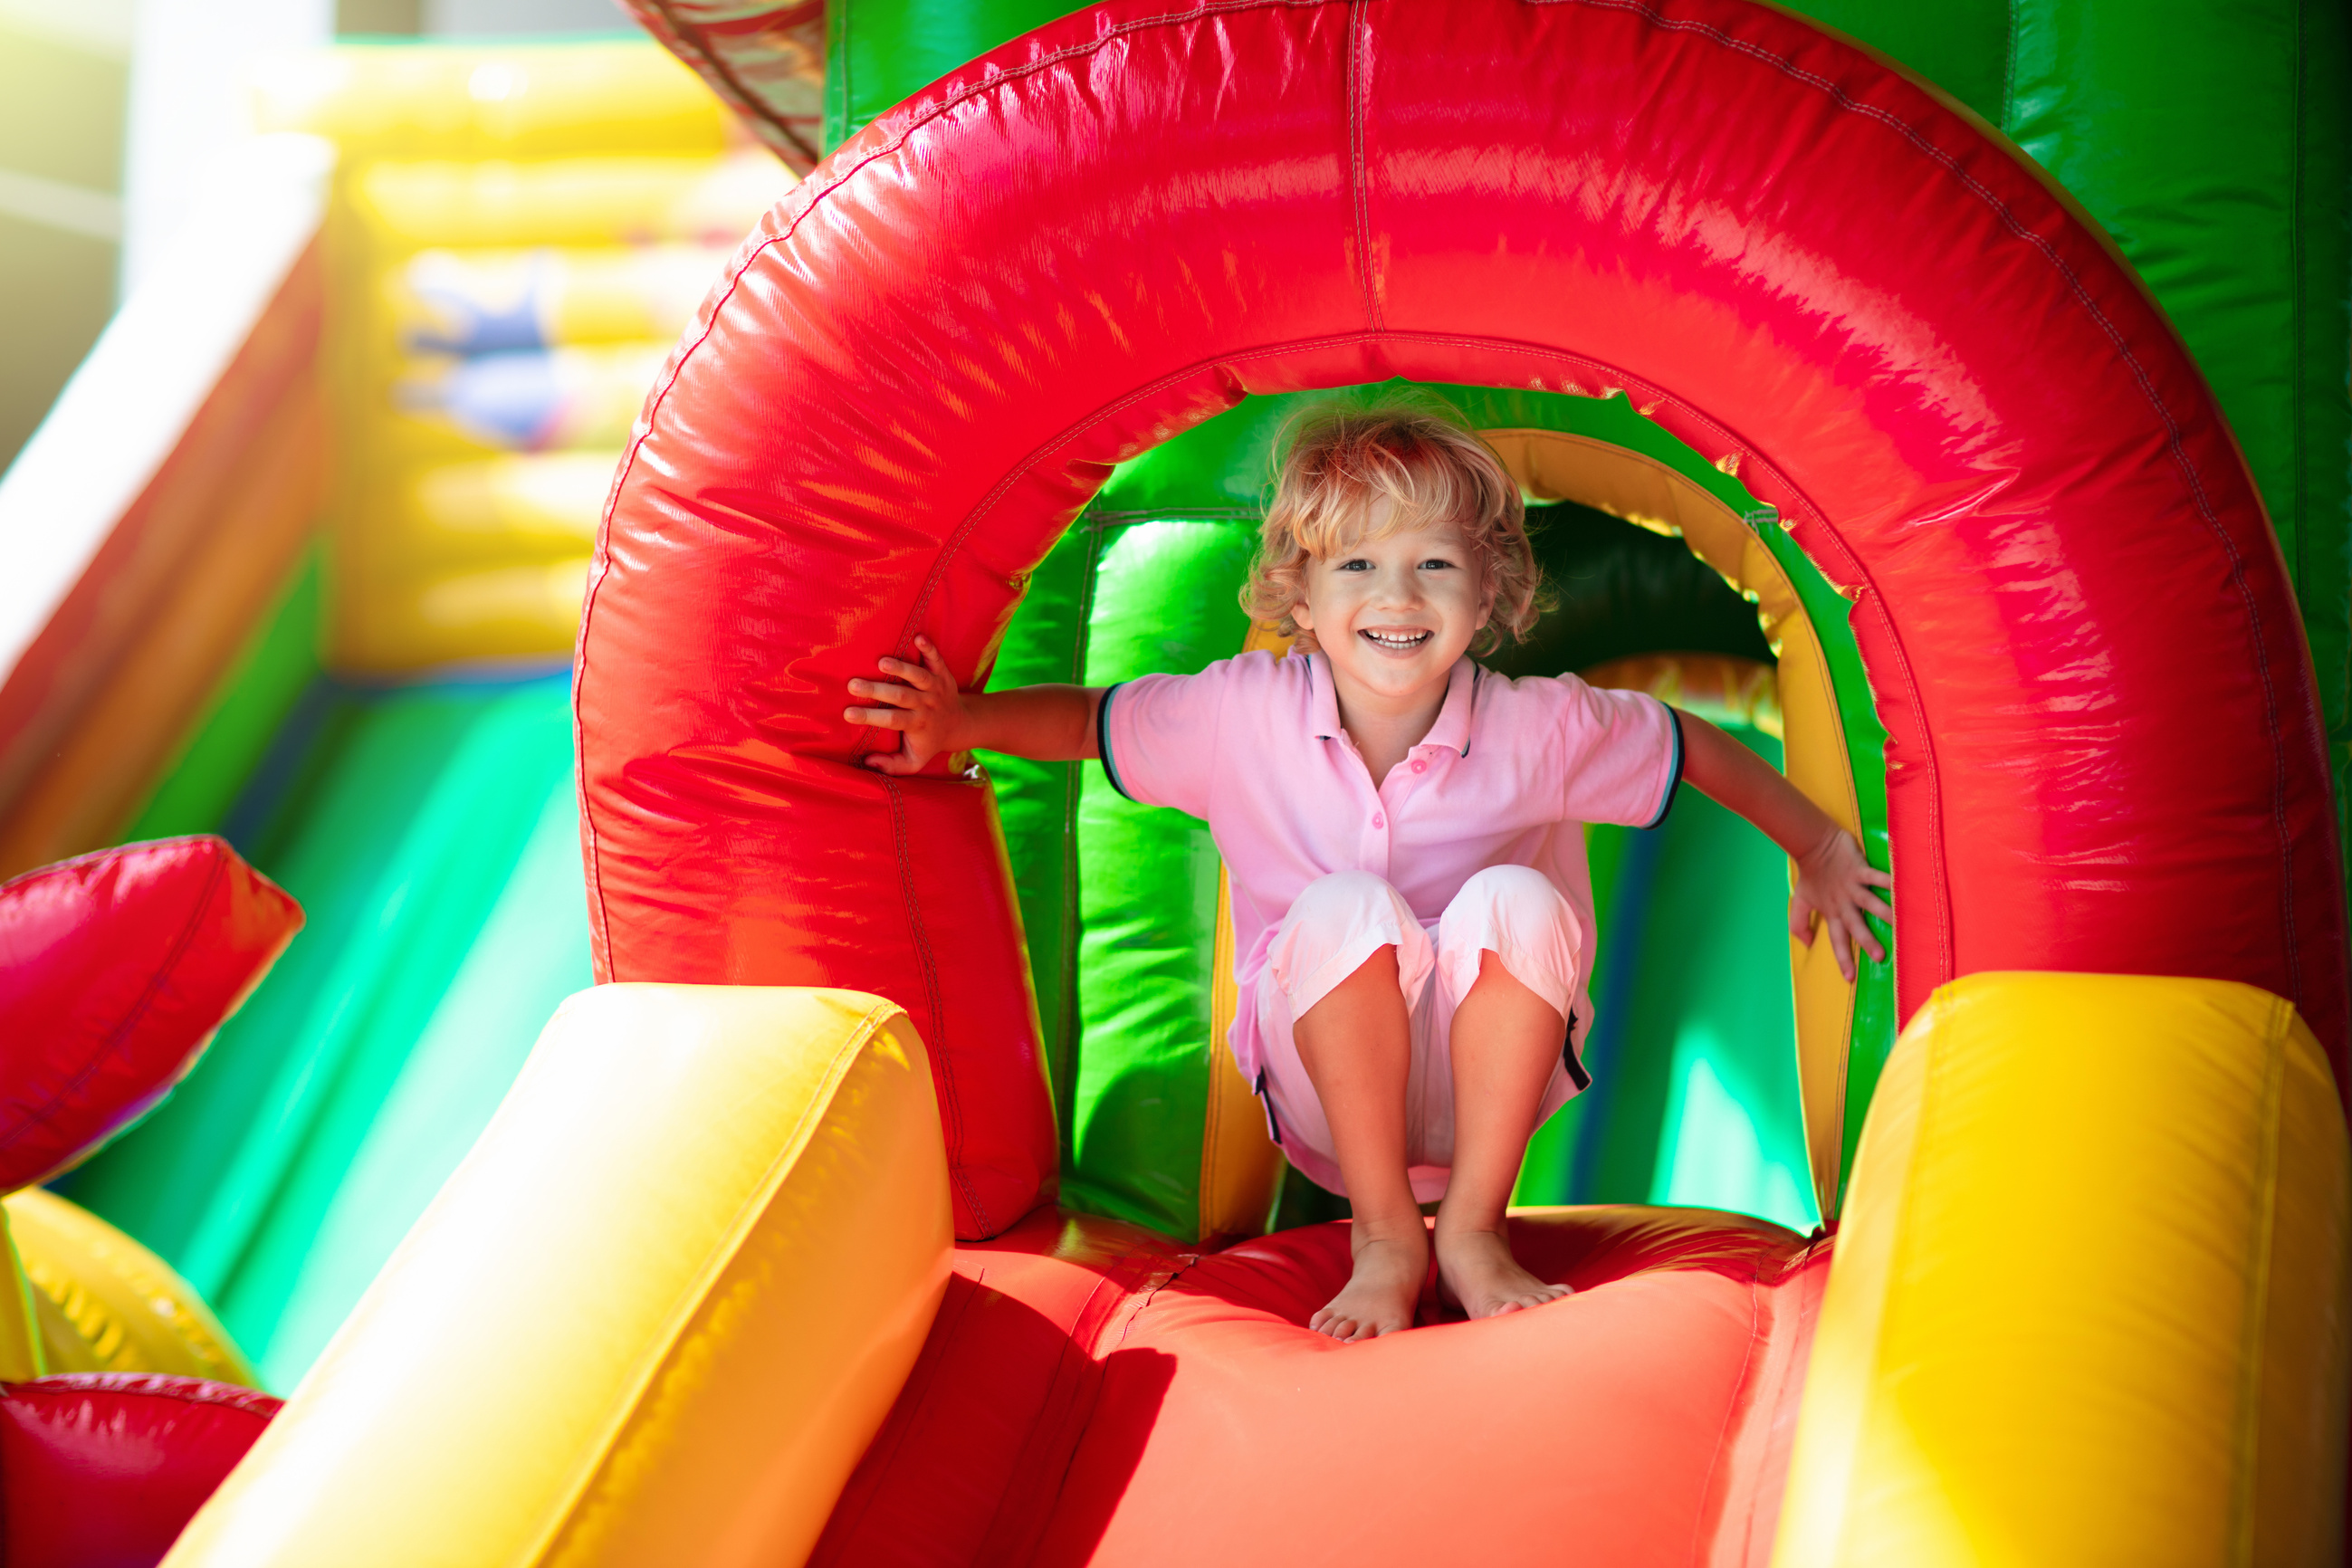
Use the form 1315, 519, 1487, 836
1253, 866, 1584, 1202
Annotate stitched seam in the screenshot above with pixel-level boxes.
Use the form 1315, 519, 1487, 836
1736, 1239, 1820, 1561
967, 1272, 1122, 1558
1687, 1252, 1767, 1566
2228, 997, 2290, 1563
1565, 0, 2296, 997
1055, 517, 1108, 1146
1346, 2, 1382, 330
1999, 0, 2019, 131
887, 777, 985, 1231
0, 850, 230, 1149
975, 1251, 1179, 1561
808, 1266, 981, 1564
1012, 1257, 1190, 1551
2286, 2, 2308, 610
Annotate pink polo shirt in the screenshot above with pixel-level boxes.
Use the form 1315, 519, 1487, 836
1099, 651, 1682, 1086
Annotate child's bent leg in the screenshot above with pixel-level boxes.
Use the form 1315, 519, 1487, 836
1291, 945, 1428, 1343
1433, 866, 1581, 1320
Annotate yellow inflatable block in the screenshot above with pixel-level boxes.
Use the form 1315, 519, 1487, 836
0, 1206, 43, 1380
337, 558, 592, 672
408, 454, 620, 556
253, 41, 737, 162
165, 986, 952, 1568
1774, 971, 2352, 1568
5, 1187, 260, 1387
350, 153, 791, 253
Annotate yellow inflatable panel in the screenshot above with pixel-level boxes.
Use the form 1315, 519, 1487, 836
0, 1206, 43, 1381
1774, 971, 2352, 1568
350, 154, 790, 253
253, 41, 738, 161
5, 1187, 260, 1387
165, 986, 952, 1568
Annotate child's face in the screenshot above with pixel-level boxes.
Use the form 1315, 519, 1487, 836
1293, 500, 1495, 708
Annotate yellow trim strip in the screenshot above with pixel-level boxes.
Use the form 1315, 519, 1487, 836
1480, 428, 1860, 1218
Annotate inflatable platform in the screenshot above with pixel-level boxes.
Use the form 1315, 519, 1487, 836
0, 0, 2346, 1563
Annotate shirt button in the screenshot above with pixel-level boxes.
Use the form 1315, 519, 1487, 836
1410, 760, 1426, 774
1372, 814, 1385, 828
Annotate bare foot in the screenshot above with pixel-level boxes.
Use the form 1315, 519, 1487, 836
1309, 1229, 1429, 1342
1435, 1226, 1573, 1321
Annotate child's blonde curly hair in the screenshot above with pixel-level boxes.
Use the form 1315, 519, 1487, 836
1241, 399, 1548, 656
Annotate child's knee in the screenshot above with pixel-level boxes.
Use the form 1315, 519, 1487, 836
1448, 865, 1581, 949
1459, 864, 1566, 916
1290, 869, 1411, 932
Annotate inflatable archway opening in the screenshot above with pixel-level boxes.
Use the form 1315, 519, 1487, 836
999, 381, 1877, 1240
575, 0, 2347, 1241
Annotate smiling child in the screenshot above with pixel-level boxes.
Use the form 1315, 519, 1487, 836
846, 401, 1890, 1341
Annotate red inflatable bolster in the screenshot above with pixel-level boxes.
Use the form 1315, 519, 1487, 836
0, 837, 302, 1190
0, 1372, 282, 1568
813, 1208, 1830, 1567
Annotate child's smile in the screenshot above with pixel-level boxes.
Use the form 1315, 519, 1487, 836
1293, 502, 1496, 763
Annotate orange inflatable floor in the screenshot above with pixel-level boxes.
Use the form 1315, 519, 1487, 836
813, 1207, 1831, 1567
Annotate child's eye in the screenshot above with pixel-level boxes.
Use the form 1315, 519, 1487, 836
1420, 559, 1457, 570
1336, 559, 1372, 572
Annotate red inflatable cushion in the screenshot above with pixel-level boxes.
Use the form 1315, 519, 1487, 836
0, 1372, 281, 1568
0, 837, 301, 1190
813, 1206, 1830, 1566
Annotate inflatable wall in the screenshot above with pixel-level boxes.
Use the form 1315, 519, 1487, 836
14, 42, 789, 1393
0, 0, 2343, 1563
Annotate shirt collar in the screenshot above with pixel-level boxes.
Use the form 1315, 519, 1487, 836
1422, 658, 1478, 756
1305, 653, 1478, 757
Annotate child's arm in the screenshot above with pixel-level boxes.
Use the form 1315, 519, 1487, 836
1678, 710, 1894, 982
846, 636, 1101, 775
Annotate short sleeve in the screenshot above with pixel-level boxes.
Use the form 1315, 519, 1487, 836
1555, 678, 1682, 828
1099, 665, 1228, 819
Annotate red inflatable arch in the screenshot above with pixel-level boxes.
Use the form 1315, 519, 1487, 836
579, 0, 2347, 1238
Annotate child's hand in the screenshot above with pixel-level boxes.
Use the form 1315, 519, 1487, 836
845, 636, 969, 775
1789, 827, 1894, 982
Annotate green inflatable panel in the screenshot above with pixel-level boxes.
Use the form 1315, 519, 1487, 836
63, 674, 588, 1388
1554, 732, 1816, 1233
1066, 519, 1257, 1235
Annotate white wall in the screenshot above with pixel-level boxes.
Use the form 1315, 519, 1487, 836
425, 0, 626, 33
121, 0, 331, 292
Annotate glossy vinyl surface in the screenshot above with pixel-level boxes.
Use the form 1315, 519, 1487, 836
0, 837, 301, 1191
159, 985, 951, 1568
0, 1372, 280, 1568
813, 1204, 1830, 1565
1779, 971, 2351, 1563
581, 0, 2347, 1241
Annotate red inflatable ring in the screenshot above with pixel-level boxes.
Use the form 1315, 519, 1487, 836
579, 0, 2347, 1237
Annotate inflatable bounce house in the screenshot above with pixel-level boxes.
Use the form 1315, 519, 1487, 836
0, 0, 2346, 1563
